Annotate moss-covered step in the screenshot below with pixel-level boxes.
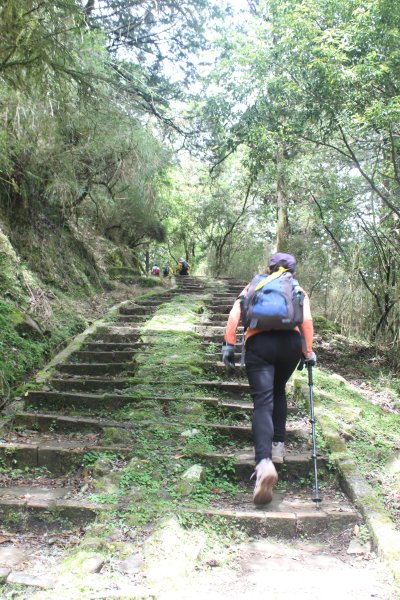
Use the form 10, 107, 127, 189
49, 377, 132, 392
25, 390, 140, 411
0, 491, 107, 528
202, 340, 243, 353
194, 380, 250, 399
83, 342, 142, 352
201, 335, 242, 347
207, 295, 241, 302
119, 305, 158, 315
206, 313, 234, 322
195, 325, 238, 337
201, 320, 232, 328
56, 362, 136, 376
0, 440, 133, 474
205, 303, 235, 311
131, 297, 174, 307
13, 411, 136, 432
70, 350, 140, 363
89, 327, 141, 343
117, 314, 150, 323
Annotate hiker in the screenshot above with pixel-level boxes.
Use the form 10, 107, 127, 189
221, 252, 315, 505
176, 257, 190, 276
151, 264, 160, 276
163, 263, 173, 278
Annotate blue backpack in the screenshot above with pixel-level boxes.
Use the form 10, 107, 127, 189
241, 270, 304, 330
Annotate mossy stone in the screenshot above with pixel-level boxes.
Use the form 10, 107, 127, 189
102, 427, 133, 446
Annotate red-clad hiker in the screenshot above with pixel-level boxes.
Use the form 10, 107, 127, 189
222, 253, 316, 505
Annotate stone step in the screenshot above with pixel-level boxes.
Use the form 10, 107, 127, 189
195, 325, 238, 336
210, 295, 241, 302
56, 363, 136, 376
132, 298, 172, 307
13, 412, 306, 445
182, 497, 358, 537
206, 422, 309, 443
49, 378, 132, 392
0, 441, 132, 474
201, 320, 230, 327
206, 303, 236, 310
89, 330, 140, 343
201, 361, 246, 377
14, 411, 132, 432
25, 390, 137, 410
119, 305, 157, 315
117, 314, 149, 322
83, 342, 142, 352
195, 380, 250, 399
206, 313, 232, 322
71, 350, 139, 363
202, 335, 243, 347
197, 448, 327, 480
202, 340, 243, 353
0, 487, 107, 527
24, 390, 220, 411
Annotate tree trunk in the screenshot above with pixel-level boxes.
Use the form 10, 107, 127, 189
275, 146, 289, 252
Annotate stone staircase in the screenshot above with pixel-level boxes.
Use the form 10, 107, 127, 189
0, 276, 359, 541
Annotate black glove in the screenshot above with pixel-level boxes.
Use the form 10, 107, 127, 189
221, 342, 235, 370
297, 352, 317, 370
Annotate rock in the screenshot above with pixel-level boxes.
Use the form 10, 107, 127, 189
102, 427, 133, 446
181, 464, 205, 482
82, 555, 105, 573
347, 538, 371, 555
106, 529, 123, 542
118, 553, 143, 574
181, 428, 200, 438
0, 547, 28, 567
175, 465, 205, 496
385, 452, 400, 476
2, 400, 25, 416
6, 572, 55, 588
15, 315, 43, 338
94, 475, 120, 494
330, 373, 347, 386
0, 567, 10, 583
144, 517, 206, 593
92, 457, 114, 477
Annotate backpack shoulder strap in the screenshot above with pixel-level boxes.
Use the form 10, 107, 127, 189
254, 267, 288, 291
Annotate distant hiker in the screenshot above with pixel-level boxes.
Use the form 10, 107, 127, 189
151, 264, 160, 276
222, 252, 315, 505
163, 263, 173, 277
176, 257, 190, 276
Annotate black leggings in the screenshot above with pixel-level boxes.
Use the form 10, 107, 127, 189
245, 330, 302, 464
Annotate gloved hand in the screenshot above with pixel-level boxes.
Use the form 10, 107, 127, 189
221, 342, 235, 370
297, 352, 317, 370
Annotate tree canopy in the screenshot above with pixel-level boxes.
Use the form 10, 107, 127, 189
0, 0, 399, 357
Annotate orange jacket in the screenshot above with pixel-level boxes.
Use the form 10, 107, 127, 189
224, 283, 314, 358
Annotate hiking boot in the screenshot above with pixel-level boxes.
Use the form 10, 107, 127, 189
252, 458, 278, 505
272, 441, 285, 464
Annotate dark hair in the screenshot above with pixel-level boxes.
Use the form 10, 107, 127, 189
270, 259, 295, 274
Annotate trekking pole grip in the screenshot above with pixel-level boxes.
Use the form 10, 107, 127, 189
307, 362, 313, 386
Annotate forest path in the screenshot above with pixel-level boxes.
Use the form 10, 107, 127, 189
0, 276, 397, 598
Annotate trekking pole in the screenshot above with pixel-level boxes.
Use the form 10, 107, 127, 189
307, 363, 322, 507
